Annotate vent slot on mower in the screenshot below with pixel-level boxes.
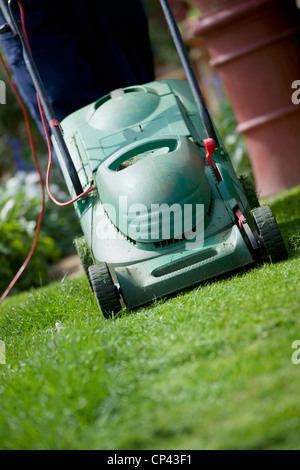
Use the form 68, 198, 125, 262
109, 139, 179, 171
152, 248, 217, 277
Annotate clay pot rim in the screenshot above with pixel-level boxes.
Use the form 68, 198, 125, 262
191, 0, 280, 36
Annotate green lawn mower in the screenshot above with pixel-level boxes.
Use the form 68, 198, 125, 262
1, 0, 288, 317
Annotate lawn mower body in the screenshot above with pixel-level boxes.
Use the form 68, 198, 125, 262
0, 0, 287, 314
52, 79, 257, 310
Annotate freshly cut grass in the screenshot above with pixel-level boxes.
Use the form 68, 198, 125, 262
0, 186, 299, 450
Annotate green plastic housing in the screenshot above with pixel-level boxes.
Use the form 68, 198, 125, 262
52, 79, 256, 309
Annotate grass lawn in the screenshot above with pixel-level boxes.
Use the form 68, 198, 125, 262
0, 186, 299, 450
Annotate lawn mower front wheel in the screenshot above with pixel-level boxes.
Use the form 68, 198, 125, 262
88, 263, 122, 318
252, 205, 288, 263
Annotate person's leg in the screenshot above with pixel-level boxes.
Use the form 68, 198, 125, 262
65, 0, 155, 97
0, 10, 46, 136
0, 0, 154, 122
11, 0, 103, 121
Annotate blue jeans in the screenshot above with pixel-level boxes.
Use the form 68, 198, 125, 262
0, 0, 154, 130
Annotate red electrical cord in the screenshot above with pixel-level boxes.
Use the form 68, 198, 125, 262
0, 1, 96, 303
36, 95, 96, 206
0, 51, 45, 304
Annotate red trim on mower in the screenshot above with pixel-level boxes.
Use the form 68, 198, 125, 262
234, 207, 247, 230
203, 138, 222, 182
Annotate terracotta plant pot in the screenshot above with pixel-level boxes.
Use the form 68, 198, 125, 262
189, 0, 300, 197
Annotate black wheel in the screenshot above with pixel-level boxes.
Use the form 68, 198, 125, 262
239, 175, 260, 210
252, 206, 288, 263
74, 236, 94, 287
88, 263, 122, 318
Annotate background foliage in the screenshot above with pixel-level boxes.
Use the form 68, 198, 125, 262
0, 171, 82, 294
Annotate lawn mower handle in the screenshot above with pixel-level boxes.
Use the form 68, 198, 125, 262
159, 0, 220, 146
0, 0, 84, 196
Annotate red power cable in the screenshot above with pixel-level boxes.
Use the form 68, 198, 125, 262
36, 94, 96, 207
0, 52, 45, 304
0, 1, 96, 303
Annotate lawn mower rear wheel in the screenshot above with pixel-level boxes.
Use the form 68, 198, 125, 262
88, 263, 122, 318
252, 205, 288, 263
